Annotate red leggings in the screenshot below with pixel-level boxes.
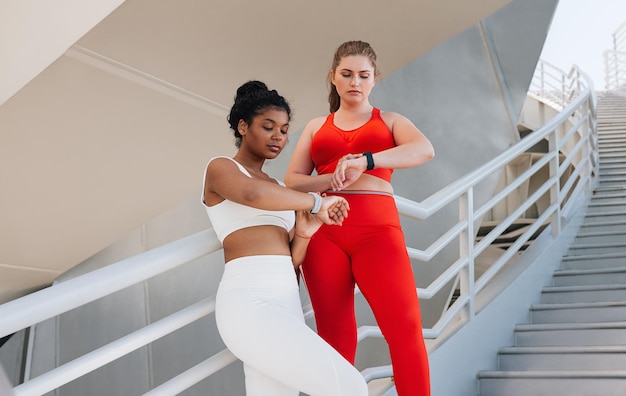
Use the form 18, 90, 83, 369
302, 192, 430, 396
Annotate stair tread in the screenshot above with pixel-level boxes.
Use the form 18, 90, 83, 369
543, 283, 626, 292
554, 264, 626, 274
579, 219, 626, 227
576, 230, 626, 237
478, 369, 626, 378
569, 241, 626, 249
531, 300, 626, 310
584, 210, 626, 216
515, 321, 626, 331
499, 345, 626, 354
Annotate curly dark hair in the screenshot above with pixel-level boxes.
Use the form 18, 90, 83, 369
227, 81, 292, 148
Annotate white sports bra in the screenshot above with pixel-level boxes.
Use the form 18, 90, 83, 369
202, 157, 296, 244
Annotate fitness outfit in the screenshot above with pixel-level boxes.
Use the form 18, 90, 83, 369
202, 157, 367, 396
305, 109, 431, 395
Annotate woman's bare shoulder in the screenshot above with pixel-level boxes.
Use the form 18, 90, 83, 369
303, 115, 328, 134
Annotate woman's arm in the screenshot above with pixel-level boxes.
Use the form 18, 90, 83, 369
331, 112, 435, 190
375, 111, 435, 169
206, 158, 318, 212
284, 117, 334, 193
290, 211, 322, 267
206, 158, 350, 226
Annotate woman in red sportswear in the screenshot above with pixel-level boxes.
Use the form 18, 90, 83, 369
284, 40, 435, 396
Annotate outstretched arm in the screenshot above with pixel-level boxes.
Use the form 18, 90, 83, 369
331, 112, 435, 190
205, 157, 321, 212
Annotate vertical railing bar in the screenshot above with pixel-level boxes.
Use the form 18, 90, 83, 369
549, 126, 561, 236
458, 188, 475, 320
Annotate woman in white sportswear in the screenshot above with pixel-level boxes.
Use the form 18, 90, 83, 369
202, 80, 368, 396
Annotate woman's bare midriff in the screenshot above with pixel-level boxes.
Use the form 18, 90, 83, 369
338, 173, 394, 194
222, 225, 292, 264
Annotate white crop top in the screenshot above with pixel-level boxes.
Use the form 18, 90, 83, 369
202, 157, 296, 244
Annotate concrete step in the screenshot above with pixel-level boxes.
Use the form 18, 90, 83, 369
567, 241, 626, 256
599, 156, 626, 164
599, 168, 626, 176
575, 230, 626, 245
597, 180, 626, 189
540, 283, 626, 304
598, 145, 626, 151
599, 150, 626, 157
514, 321, 626, 347
577, 219, 626, 235
497, 345, 626, 371
586, 200, 626, 212
586, 201, 626, 212
599, 147, 626, 152
530, 301, 626, 324
582, 209, 626, 224
478, 370, 626, 396
598, 131, 626, 136
599, 160, 626, 168
598, 166, 626, 176
561, 252, 626, 270
552, 265, 626, 286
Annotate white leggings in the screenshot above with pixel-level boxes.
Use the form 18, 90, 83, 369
215, 255, 368, 396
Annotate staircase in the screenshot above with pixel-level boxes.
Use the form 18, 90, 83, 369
477, 92, 626, 395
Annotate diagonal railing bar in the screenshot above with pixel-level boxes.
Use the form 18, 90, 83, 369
12, 297, 218, 396
142, 349, 237, 396
475, 205, 557, 295
0, 230, 220, 339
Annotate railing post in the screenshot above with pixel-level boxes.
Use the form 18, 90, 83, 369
560, 74, 566, 107
548, 127, 561, 236
584, 100, 595, 191
613, 33, 620, 88
604, 51, 612, 90
539, 60, 546, 96
615, 51, 621, 88
458, 188, 475, 320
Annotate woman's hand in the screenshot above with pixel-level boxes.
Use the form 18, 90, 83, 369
294, 210, 323, 239
315, 195, 350, 225
331, 153, 367, 191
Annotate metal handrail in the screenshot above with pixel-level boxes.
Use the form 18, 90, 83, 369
604, 21, 626, 90
528, 60, 584, 108
0, 61, 598, 395
604, 50, 626, 90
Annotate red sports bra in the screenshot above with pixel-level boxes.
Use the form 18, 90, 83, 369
310, 108, 394, 182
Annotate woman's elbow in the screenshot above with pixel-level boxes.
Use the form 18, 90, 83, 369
425, 145, 435, 162
283, 173, 296, 188
413, 144, 434, 165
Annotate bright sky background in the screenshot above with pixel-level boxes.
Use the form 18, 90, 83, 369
540, 0, 626, 90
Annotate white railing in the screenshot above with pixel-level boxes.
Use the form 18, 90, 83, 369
529, 60, 585, 108
0, 62, 598, 395
604, 21, 626, 90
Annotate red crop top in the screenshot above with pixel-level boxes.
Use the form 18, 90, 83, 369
310, 108, 394, 182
